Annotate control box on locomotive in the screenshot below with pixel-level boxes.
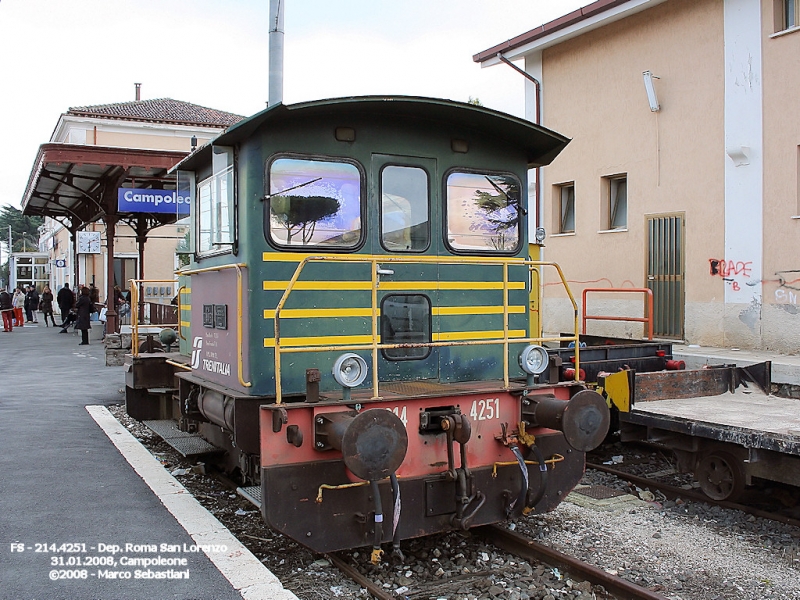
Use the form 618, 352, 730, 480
125, 96, 610, 560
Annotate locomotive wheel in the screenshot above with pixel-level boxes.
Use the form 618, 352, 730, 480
695, 451, 745, 502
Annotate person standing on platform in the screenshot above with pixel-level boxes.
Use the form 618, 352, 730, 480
75, 286, 95, 345
0, 287, 13, 332
25, 285, 39, 323
57, 283, 74, 327
39, 286, 56, 327
12, 287, 25, 327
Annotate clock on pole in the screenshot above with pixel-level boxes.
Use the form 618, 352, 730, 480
77, 231, 102, 254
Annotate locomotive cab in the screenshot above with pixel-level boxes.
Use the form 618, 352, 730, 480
131, 96, 609, 558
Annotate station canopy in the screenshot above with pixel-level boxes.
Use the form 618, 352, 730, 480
21, 144, 188, 229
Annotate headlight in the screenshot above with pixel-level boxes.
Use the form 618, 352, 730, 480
332, 353, 368, 388
518, 345, 549, 375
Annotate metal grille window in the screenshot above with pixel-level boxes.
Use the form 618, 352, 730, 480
558, 183, 575, 233
381, 294, 431, 360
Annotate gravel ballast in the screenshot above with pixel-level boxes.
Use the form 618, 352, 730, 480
108, 405, 799, 600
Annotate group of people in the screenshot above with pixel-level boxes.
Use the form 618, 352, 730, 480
0, 284, 56, 330
1, 282, 99, 345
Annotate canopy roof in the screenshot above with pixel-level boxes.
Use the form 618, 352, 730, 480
21, 144, 187, 227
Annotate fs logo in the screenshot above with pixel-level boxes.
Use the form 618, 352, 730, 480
191, 337, 203, 369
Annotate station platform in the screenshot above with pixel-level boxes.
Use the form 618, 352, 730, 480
0, 321, 296, 600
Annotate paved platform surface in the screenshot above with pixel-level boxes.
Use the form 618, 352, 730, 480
0, 321, 295, 600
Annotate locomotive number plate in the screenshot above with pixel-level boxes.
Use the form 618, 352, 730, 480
469, 398, 500, 421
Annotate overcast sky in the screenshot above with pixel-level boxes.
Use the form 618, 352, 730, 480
0, 0, 585, 211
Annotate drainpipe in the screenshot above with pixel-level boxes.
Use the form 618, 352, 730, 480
269, 0, 284, 106
496, 53, 542, 238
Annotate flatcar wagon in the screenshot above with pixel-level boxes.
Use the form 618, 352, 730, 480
125, 96, 610, 560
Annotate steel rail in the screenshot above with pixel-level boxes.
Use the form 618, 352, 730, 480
478, 525, 669, 600
327, 552, 395, 600
587, 462, 800, 529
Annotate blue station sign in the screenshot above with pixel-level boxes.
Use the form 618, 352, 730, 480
117, 188, 190, 214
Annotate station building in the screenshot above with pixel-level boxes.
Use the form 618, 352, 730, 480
476, 0, 800, 352
22, 86, 242, 325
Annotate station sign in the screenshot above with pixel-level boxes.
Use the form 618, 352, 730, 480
118, 188, 190, 214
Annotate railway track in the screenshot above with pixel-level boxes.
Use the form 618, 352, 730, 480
478, 525, 669, 600
217, 469, 668, 599
117, 406, 800, 599
587, 462, 800, 529
327, 525, 669, 600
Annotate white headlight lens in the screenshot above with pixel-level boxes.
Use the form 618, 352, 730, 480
332, 353, 368, 388
518, 345, 549, 375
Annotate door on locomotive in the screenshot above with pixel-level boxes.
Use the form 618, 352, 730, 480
371, 154, 439, 383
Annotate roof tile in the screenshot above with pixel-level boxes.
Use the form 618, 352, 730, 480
67, 98, 244, 128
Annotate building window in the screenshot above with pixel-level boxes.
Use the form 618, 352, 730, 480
556, 183, 575, 233
445, 172, 521, 252
604, 175, 627, 230
776, 0, 798, 30
197, 146, 235, 255
381, 165, 429, 252
267, 157, 362, 248
381, 294, 432, 360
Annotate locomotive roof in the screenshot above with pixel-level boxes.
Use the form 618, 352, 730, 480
176, 96, 570, 171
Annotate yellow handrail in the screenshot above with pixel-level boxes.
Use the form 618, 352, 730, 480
176, 284, 187, 341
272, 256, 580, 404
127, 279, 180, 358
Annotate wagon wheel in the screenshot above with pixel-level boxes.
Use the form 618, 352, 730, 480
695, 451, 745, 502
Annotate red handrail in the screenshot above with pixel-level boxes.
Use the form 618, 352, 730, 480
582, 287, 654, 340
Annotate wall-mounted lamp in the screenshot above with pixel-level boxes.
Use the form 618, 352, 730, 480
642, 71, 660, 112
190, 135, 197, 151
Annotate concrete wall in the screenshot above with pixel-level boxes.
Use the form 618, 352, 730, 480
759, 0, 800, 352
538, 0, 726, 342
533, 0, 799, 351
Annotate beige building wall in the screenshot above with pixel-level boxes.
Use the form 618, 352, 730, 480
89, 129, 214, 152
760, 1, 800, 350
540, 0, 727, 343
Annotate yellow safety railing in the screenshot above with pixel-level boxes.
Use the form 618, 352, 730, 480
128, 279, 180, 358
173, 264, 251, 388
272, 256, 579, 404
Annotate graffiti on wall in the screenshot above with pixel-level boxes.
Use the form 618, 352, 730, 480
708, 258, 754, 291
774, 270, 800, 313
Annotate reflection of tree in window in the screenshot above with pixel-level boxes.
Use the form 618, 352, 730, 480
270, 195, 340, 244
447, 172, 520, 251
473, 175, 519, 250
269, 158, 361, 247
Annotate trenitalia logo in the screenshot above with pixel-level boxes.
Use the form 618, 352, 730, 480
191, 337, 203, 369
117, 188, 190, 214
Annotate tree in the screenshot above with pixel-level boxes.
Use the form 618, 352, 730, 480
0, 205, 44, 283
467, 97, 484, 106
0, 205, 43, 252
473, 176, 520, 250
270, 194, 340, 244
